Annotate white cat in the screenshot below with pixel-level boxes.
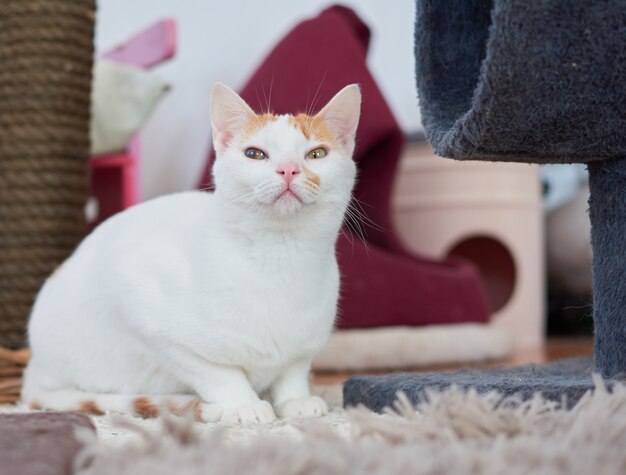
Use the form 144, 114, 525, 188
21, 83, 360, 424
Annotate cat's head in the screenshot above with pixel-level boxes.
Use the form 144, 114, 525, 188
210, 83, 360, 220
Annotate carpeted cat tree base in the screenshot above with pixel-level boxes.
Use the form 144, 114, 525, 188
344, 358, 607, 411
344, 0, 625, 410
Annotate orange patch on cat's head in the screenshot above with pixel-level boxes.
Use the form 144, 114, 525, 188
133, 397, 160, 418
79, 400, 104, 415
242, 113, 278, 138
30, 401, 43, 410
289, 114, 338, 147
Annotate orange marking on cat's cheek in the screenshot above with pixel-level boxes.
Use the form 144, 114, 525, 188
302, 166, 321, 188
289, 114, 338, 147
242, 113, 278, 138
30, 401, 43, 410
80, 400, 104, 415
133, 397, 160, 418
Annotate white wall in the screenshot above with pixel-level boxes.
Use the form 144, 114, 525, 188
96, 0, 421, 200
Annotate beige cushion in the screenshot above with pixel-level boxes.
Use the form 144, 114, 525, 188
90, 59, 169, 155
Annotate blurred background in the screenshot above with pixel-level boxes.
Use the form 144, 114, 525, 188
95, 0, 420, 199
92, 0, 594, 367
0, 1, 596, 407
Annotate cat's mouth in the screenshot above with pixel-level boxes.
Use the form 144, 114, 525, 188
275, 189, 303, 203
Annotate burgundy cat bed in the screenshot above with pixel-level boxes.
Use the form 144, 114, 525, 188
198, 5, 489, 328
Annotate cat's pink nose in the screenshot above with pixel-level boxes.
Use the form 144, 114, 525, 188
276, 163, 301, 185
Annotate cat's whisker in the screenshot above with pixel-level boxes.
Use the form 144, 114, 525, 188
339, 221, 356, 251
346, 206, 370, 238
344, 210, 370, 254
261, 82, 270, 114
336, 196, 387, 244
223, 188, 261, 214
230, 194, 259, 211
253, 182, 285, 204
320, 196, 373, 255
305, 84, 312, 116
267, 70, 275, 114
255, 86, 264, 114
313, 195, 369, 251
350, 198, 388, 233
309, 71, 327, 115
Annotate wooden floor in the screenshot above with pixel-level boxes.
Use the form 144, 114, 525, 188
312, 337, 594, 385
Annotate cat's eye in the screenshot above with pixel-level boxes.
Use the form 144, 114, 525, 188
306, 147, 328, 159
244, 147, 267, 160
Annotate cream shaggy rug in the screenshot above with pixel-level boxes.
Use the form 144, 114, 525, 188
313, 323, 513, 371
4, 376, 616, 475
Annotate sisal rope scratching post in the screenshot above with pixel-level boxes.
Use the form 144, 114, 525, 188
0, 0, 95, 349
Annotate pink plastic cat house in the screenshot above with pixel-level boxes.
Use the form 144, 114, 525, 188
89, 19, 176, 228
393, 142, 545, 349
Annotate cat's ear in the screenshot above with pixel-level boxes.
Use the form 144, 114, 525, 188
210, 83, 255, 154
316, 84, 361, 152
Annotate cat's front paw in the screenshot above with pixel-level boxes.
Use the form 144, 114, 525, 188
220, 400, 276, 425
277, 396, 328, 418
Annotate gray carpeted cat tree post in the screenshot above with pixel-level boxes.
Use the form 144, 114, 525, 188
344, 0, 625, 410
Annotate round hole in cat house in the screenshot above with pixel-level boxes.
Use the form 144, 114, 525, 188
447, 236, 516, 314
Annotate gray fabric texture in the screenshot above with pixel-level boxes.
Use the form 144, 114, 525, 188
75, 381, 626, 475
414, 0, 626, 378
0, 412, 94, 475
414, 0, 626, 164
588, 158, 626, 378
343, 358, 622, 412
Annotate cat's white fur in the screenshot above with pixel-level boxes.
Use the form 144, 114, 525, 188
21, 83, 360, 424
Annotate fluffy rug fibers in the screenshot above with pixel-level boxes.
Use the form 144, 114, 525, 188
74, 376, 626, 475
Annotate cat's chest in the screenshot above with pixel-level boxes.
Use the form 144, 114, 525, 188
177, 241, 338, 367
203, 238, 337, 311
224, 261, 336, 327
